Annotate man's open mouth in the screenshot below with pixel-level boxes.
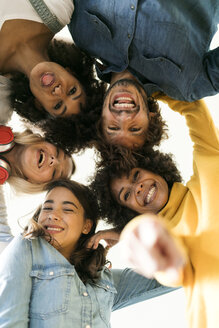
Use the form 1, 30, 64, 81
112, 93, 137, 110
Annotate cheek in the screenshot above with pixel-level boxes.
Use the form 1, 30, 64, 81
37, 214, 44, 225
129, 197, 140, 212
158, 186, 169, 209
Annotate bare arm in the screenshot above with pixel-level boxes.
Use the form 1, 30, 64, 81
87, 228, 120, 249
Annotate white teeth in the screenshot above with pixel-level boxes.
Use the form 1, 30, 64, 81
146, 186, 156, 204
46, 227, 63, 232
114, 103, 134, 108
114, 96, 135, 108
116, 97, 133, 101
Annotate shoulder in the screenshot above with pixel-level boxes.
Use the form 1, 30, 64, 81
1, 235, 31, 258
0, 235, 33, 276
0, 75, 13, 124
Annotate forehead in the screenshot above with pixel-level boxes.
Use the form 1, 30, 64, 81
107, 133, 145, 148
111, 167, 155, 186
46, 187, 80, 204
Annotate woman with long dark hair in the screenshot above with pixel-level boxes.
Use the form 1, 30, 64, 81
0, 179, 173, 327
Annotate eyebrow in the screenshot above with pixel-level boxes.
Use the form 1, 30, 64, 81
106, 130, 145, 137
59, 92, 83, 116
117, 170, 133, 201
118, 187, 124, 201
59, 106, 67, 116
52, 169, 56, 179
72, 92, 82, 101
44, 200, 78, 209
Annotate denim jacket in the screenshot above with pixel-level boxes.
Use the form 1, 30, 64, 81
0, 234, 173, 328
68, 0, 219, 101
0, 185, 174, 328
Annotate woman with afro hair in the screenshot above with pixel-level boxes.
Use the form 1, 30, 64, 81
89, 147, 182, 236
0, 0, 106, 153
88, 95, 218, 255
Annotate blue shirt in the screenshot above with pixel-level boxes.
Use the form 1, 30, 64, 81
68, 0, 219, 101
0, 235, 173, 328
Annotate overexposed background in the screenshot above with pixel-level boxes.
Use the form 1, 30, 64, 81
5, 25, 219, 328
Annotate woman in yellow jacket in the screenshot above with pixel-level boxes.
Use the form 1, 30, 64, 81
121, 97, 219, 328
90, 96, 219, 328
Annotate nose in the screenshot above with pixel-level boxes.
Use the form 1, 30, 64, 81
52, 84, 62, 96
114, 110, 136, 120
135, 182, 144, 197
48, 212, 61, 221
49, 155, 60, 167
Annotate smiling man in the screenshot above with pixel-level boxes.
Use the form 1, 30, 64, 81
69, 0, 219, 149
101, 70, 159, 148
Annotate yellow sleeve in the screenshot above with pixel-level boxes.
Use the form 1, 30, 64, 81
154, 94, 219, 155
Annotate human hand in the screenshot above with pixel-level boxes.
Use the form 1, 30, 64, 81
87, 228, 120, 249
120, 214, 186, 280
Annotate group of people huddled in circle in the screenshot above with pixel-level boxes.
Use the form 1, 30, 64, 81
0, 1, 218, 327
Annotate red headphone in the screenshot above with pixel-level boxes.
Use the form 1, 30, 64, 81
0, 126, 15, 185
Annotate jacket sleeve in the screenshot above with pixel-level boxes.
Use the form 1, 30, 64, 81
0, 236, 32, 328
0, 185, 13, 254
155, 94, 219, 155
156, 94, 219, 228
111, 268, 176, 311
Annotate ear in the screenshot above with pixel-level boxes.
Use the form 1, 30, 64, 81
149, 112, 156, 119
82, 219, 93, 235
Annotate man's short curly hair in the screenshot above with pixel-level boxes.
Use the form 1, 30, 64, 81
10, 38, 106, 153
89, 148, 182, 231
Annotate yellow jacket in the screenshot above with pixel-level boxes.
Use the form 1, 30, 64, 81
127, 96, 219, 328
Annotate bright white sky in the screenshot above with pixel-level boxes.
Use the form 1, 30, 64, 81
4, 26, 219, 328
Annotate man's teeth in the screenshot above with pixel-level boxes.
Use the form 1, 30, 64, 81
146, 186, 156, 203
114, 97, 135, 108
114, 103, 134, 108
46, 227, 63, 232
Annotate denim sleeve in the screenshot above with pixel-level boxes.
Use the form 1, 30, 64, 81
0, 236, 32, 327
0, 185, 13, 254
111, 268, 177, 311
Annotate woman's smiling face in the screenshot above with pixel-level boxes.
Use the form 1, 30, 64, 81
29, 62, 86, 117
38, 187, 92, 259
14, 142, 73, 183
111, 168, 169, 214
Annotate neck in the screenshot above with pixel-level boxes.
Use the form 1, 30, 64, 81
3, 144, 23, 175
0, 20, 53, 76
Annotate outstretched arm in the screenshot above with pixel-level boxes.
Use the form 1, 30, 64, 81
154, 94, 219, 153
120, 213, 187, 287
87, 228, 120, 249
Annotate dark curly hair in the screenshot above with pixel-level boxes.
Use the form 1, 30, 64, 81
90, 148, 182, 231
24, 179, 108, 284
95, 94, 168, 151
10, 39, 106, 153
